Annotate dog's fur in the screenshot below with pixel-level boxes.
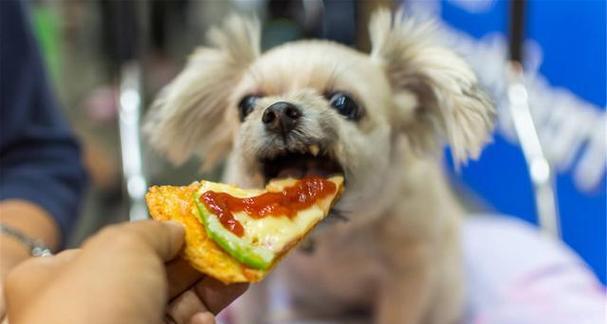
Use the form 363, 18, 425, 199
145, 9, 494, 324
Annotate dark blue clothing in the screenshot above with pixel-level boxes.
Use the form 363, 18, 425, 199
0, 1, 87, 243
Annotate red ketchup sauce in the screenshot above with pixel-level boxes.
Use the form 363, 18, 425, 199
199, 176, 336, 237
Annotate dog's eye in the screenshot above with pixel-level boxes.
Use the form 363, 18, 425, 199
238, 95, 259, 121
328, 92, 361, 120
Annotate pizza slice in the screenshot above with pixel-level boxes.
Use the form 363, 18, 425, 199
145, 176, 343, 283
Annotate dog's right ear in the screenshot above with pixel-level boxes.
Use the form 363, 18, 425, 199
144, 15, 260, 169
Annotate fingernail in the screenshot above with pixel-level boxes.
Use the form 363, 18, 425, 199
190, 312, 215, 324
164, 221, 186, 255
165, 220, 185, 230
165, 220, 185, 237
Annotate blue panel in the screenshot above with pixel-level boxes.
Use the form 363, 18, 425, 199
527, 0, 606, 106
441, 0, 507, 37
407, 0, 606, 283
524, 0, 607, 283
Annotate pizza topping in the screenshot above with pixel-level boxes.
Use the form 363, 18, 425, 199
194, 176, 343, 270
199, 176, 337, 237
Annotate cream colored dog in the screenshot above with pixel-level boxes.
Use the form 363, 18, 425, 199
145, 9, 494, 324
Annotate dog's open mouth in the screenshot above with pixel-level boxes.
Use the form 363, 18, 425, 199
261, 144, 344, 184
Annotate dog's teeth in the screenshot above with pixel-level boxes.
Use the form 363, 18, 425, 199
309, 144, 320, 157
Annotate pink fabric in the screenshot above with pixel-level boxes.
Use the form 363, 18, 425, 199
463, 216, 606, 324
220, 216, 606, 323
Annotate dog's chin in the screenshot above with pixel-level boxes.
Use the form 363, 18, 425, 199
259, 146, 344, 185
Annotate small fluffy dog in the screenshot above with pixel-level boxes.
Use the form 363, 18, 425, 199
145, 9, 494, 324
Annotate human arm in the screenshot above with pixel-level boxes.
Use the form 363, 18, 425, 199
0, 0, 87, 313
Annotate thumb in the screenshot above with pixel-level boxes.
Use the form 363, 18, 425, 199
93, 220, 185, 262
126, 220, 186, 262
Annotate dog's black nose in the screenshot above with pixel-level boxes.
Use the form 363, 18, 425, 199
262, 102, 302, 135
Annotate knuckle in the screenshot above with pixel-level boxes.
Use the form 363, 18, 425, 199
96, 225, 143, 249
96, 224, 122, 239
113, 230, 144, 249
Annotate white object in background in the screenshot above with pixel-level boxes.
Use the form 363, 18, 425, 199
118, 62, 148, 221
506, 63, 560, 237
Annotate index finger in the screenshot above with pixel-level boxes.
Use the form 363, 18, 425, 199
166, 258, 204, 300
192, 277, 249, 314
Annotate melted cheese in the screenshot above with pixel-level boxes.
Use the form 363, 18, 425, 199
197, 176, 342, 254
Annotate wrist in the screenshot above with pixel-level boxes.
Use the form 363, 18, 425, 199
0, 200, 59, 251
0, 224, 53, 258
0, 200, 59, 281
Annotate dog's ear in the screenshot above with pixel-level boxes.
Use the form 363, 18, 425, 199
144, 15, 260, 169
369, 9, 495, 164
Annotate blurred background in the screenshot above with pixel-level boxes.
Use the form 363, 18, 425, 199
23, 0, 605, 286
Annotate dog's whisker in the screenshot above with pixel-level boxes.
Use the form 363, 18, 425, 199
298, 237, 316, 254
326, 208, 350, 223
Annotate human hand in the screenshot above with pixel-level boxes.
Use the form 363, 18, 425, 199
4, 220, 247, 324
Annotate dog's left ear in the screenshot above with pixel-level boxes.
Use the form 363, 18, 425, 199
369, 9, 495, 164
144, 15, 260, 169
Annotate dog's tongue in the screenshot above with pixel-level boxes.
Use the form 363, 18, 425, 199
275, 160, 332, 179
277, 167, 304, 179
